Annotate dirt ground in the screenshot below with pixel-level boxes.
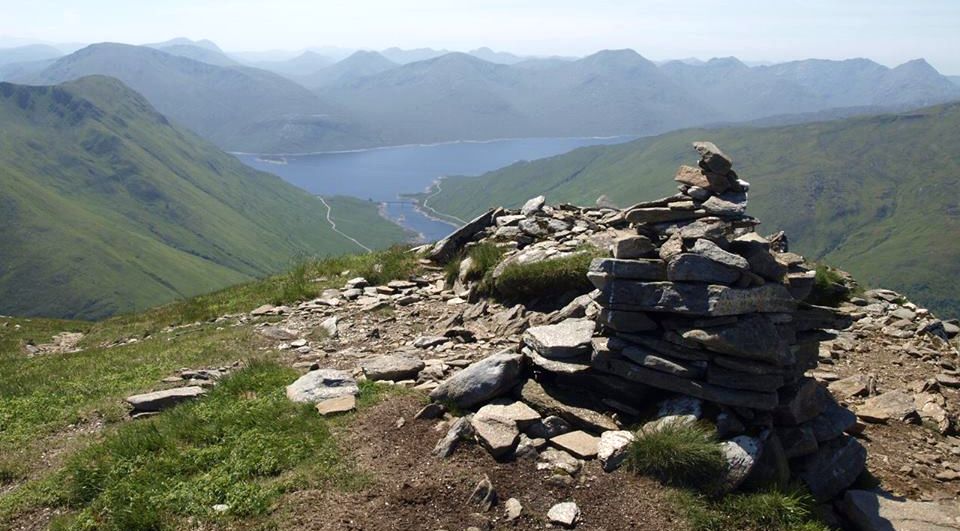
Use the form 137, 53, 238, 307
275, 394, 687, 531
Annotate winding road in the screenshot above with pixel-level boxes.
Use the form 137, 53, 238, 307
318, 196, 373, 253
420, 180, 468, 226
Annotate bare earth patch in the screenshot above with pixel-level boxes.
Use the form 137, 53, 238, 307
275, 394, 686, 531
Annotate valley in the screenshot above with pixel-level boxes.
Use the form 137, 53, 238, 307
234, 136, 633, 241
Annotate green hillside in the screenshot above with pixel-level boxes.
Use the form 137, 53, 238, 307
429, 103, 960, 317
0, 76, 409, 320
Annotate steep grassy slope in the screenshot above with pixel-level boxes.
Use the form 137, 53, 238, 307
0, 77, 408, 319
23, 43, 376, 153
429, 103, 960, 316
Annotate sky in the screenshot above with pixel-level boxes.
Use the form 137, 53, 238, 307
1, 0, 959, 73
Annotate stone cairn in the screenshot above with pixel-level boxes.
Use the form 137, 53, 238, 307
431, 142, 868, 506
562, 142, 866, 499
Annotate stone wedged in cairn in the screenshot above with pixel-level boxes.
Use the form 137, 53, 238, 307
426, 142, 866, 507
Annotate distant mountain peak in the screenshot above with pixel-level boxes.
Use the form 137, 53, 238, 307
705, 56, 748, 68
894, 58, 937, 72
580, 49, 655, 70
146, 37, 223, 53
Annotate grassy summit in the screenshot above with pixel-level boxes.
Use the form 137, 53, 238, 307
428, 102, 960, 317
0, 76, 409, 320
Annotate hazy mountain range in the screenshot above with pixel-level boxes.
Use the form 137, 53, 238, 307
427, 102, 960, 318
3, 39, 958, 153
0, 76, 407, 319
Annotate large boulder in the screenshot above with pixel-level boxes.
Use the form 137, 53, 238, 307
286, 369, 359, 403
430, 349, 524, 408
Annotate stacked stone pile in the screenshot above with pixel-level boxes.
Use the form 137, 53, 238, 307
478, 143, 867, 501
508, 144, 860, 499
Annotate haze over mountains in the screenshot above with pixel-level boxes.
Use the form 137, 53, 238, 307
0, 76, 406, 319
3, 39, 957, 153
427, 102, 960, 318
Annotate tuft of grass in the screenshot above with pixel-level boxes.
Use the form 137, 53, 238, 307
0, 457, 25, 485
57, 361, 361, 530
807, 264, 850, 307
485, 247, 604, 302
445, 242, 506, 285
672, 487, 829, 531
626, 422, 727, 490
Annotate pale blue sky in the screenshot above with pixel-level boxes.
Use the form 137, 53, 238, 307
1, 0, 958, 73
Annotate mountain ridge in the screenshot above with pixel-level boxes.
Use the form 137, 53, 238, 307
0, 76, 408, 319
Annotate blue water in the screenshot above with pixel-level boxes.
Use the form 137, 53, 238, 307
234, 136, 633, 242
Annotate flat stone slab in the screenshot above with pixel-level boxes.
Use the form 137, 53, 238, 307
471, 412, 520, 458
526, 347, 592, 374
828, 374, 871, 399
611, 234, 655, 259
520, 380, 619, 432
286, 369, 359, 403
597, 281, 796, 316
681, 314, 790, 365
315, 395, 356, 415
857, 390, 919, 424
523, 319, 595, 359
626, 207, 706, 224
361, 353, 425, 381
596, 308, 657, 333
126, 386, 206, 412
842, 489, 960, 531
476, 399, 542, 428
667, 253, 741, 285
593, 356, 778, 410
588, 258, 667, 289
550, 430, 600, 458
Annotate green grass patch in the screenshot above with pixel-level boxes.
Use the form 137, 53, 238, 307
444, 242, 505, 285
672, 487, 829, 531
626, 422, 727, 490
484, 247, 604, 302
54, 362, 366, 530
807, 264, 850, 307
79, 245, 418, 343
